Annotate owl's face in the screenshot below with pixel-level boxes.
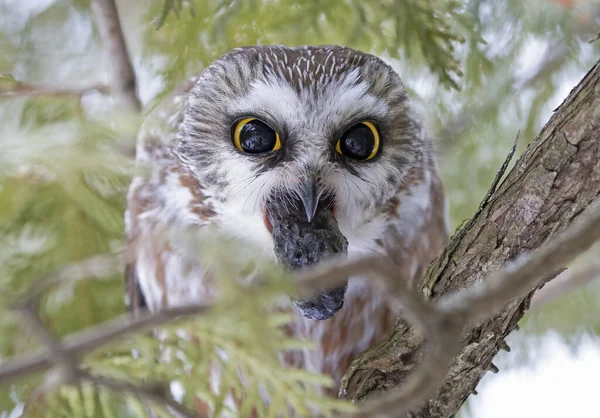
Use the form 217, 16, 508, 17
176, 46, 421, 320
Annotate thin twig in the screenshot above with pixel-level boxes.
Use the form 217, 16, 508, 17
450, 133, 519, 241
479, 131, 519, 209
15, 294, 202, 418
90, 0, 142, 112
531, 259, 600, 307
16, 307, 79, 383
0, 81, 110, 98
24, 252, 123, 306
337, 263, 463, 418
7, 279, 206, 417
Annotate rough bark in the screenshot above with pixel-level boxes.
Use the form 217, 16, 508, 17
341, 59, 600, 416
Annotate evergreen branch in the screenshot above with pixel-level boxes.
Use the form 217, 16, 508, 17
0, 303, 211, 384
90, 0, 142, 113
0, 186, 600, 418
12, 289, 203, 417
3, 201, 600, 416
78, 371, 204, 418
15, 302, 80, 385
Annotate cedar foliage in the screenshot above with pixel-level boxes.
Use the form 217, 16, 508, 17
1, 0, 599, 416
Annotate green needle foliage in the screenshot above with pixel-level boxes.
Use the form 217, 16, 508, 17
22, 235, 356, 417
148, 0, 483, 93
1, 0, 599, 416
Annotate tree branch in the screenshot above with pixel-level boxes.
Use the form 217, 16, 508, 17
341, 199, 600, 418
0, 81, 109, 98
342, 59, 600, 417
90, 0, 141, 113
11, 285, 203, 418
531, 260, 600, 307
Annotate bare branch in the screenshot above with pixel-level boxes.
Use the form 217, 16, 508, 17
24, 252, 123, 305
338, 192, 600, 418
90, 0, 142, 113
2, 56, 599, 416
344, 330, 460, 418
16, 307, 80, 383
531, 259, 600, 307
344, 202, 600, 417
0, 81, 110, 98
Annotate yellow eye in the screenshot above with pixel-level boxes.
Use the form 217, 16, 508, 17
233, 118, 281, 154
335, 121, 380, 161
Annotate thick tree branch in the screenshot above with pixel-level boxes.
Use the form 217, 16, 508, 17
342, 59, 600, 417
341, 200, 600, 418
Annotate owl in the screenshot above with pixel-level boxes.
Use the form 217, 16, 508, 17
125, 45, 449, 404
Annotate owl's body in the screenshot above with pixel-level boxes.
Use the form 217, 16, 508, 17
126, 45, 448, 402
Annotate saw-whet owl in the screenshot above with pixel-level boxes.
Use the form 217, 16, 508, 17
125, 45, 449, 405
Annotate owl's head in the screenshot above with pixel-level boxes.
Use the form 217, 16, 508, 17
175, 45, 423, 320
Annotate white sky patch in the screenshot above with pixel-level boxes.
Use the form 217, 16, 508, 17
464, 332, 600, 418
170, 381, 186, 403
0, 0, 57, 32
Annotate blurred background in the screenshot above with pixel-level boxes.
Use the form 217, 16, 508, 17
1, 0, 600, 417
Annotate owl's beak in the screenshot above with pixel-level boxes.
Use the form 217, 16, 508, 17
299, 173, 319, 223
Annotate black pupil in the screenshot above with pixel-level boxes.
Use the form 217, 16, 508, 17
340, 124, 375, 160
239, 120, 277, 153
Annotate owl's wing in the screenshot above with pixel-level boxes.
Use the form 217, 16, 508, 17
125, 76, 215, 315
380, 152, 449, 287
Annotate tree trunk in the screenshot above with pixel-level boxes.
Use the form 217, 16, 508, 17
341, 59, 600, 417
